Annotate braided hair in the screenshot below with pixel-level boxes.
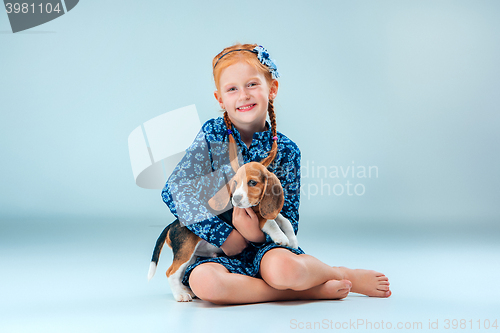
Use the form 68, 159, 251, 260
214, 43, 279, 168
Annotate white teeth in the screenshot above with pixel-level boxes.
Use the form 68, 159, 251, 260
238, 105, 253, 110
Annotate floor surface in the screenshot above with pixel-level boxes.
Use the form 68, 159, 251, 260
1, 217, 499, 332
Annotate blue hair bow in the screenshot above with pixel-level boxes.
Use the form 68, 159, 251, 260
254, 45, 280, 79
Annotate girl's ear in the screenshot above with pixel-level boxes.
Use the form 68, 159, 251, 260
269, 80, 279, 100
214, 90, 224, 109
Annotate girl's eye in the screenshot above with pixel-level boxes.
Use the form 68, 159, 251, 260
248, 180, 257, 187
227, 87, 236, 92
248, 82, 257, 87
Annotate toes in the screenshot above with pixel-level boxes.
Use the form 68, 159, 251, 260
372, 289, 391, 298
340, 279, 352, 291
322, 279, 352, 300
377, 285, 390, 291
377, 275, 389, 281
330, 279, 352, 292
338, 290, 349, 299
336, 280, 352, 299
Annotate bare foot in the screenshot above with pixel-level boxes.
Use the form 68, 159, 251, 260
311, 279, 352, 300
336, 267, 391, 298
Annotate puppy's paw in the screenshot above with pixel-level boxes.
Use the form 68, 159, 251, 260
171, 283, 196, 302
288, 235, 299, 249
173, 287, 196, 302
272, 234, 290, 247
174, 292, 193, 302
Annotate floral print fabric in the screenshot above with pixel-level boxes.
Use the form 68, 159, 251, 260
161, 116, 303, 285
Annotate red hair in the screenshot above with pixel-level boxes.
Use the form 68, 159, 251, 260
213, 43, 273, 92
213, 43, 279, 167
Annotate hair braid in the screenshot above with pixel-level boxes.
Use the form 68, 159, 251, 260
223, 111, 240, 172
223, 110, 233, 131
260, 100, 278, 167
268, 100, 277, 138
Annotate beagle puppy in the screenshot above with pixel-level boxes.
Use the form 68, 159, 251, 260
147, 161, 298, 302
226, 161, 298, 249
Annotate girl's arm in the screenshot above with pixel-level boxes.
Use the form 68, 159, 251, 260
162, 122, 237, 248
278, 144, 301, 234
220, 229, 249, 256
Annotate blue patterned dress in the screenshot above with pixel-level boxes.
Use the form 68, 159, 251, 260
161, 116, 304, 286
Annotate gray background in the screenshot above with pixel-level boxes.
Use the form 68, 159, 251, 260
1, 0, 499, 223
1, 1, 499, 332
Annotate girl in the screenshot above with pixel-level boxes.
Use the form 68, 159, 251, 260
161, 43, 391, 305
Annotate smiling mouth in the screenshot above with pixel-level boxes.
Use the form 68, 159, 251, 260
237, 104, 256, 111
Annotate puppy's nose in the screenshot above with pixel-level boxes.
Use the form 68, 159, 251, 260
233, 194, 242, 204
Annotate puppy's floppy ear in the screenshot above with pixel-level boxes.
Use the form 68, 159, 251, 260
259, 171, 284, 220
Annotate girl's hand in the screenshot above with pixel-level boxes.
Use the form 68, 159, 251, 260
220, 229, 248, 256
232, 207, 266, 243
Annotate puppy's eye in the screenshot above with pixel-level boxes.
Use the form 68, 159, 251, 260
248, 180, 257, 187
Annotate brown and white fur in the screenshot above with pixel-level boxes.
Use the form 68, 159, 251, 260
228, 162, 298, 249
147, 161, 298, 302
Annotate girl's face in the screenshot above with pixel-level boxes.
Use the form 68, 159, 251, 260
215, 61, 278, 130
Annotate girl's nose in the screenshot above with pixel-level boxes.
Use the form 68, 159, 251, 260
240, 89, 250, 100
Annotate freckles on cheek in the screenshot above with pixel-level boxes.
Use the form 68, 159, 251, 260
254, 92, 264, 99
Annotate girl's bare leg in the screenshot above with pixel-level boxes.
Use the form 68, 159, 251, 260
259, 248, 391, 298
189, 262, 352, 305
